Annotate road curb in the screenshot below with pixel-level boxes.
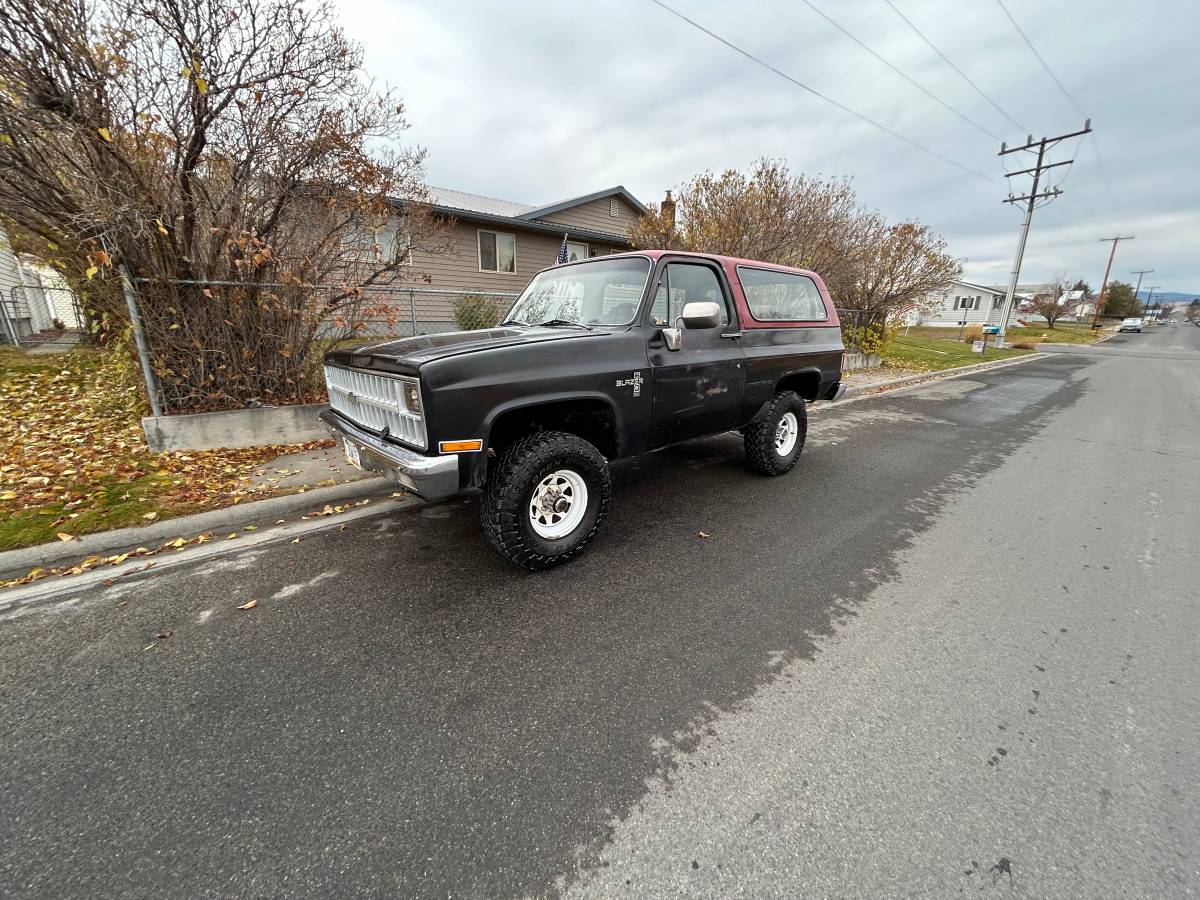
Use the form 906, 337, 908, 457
837, 351, 1043, 401
0, 475, 392, 582
0, 492, 434, 614
1036, 327, 1121, 350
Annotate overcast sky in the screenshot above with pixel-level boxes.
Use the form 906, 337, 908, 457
340, 0, 1200, 295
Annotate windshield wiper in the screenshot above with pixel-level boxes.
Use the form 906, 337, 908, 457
535, 319, 591, 330
499, 318, 528, 327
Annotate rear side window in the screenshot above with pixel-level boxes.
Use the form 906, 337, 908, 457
737, 267, 828, 322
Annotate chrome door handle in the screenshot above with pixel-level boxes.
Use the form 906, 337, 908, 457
720, 332, 742, 340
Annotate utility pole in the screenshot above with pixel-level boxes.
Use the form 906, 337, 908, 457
1091, 236, 1135, 328
996, 121, 1092, 347
1131, 269, 1153, 308
1144, 286, 1160, 319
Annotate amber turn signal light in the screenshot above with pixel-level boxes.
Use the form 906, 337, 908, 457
439, 439, 483, 453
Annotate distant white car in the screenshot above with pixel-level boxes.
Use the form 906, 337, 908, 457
1119, 317, 1143, 332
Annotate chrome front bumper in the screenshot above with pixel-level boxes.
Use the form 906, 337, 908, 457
319, 410, 459, 500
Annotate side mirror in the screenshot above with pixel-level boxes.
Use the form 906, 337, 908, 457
680, 301, 721, 330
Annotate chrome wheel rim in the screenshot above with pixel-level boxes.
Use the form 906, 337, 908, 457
775, 411, 799, 456
528, 469, 588, 539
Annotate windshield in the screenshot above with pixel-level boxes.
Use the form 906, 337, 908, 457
504, 257, 651, 327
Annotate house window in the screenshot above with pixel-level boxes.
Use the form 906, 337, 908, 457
377, 219, 411, 266
957, 296, 979, 310
478, 230, 516, 273
609, 198, 619, 217
565, 241, 588, 263
343, 215, 410, 266
992, 296, 1003, 309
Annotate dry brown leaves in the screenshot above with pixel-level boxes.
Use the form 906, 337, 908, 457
0, 349, 334, 579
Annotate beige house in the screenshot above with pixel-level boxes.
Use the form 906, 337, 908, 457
378, 185, 647, 332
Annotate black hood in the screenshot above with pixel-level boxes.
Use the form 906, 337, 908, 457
324, 327, 608, 376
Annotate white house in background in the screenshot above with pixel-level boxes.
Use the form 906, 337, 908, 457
1018, 288, 1089, 323
0, 225, 31, 343
904, 279, 1008, 327
17, 258, 83, 330
0, 225, 83, 343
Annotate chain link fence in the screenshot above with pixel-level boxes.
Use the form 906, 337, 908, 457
354, 286, 520, 336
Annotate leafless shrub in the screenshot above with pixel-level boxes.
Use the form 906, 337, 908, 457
0, 0, 451, 411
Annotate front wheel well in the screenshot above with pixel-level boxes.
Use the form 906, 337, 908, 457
774, 370, 823, 401
487, 399, 619, 459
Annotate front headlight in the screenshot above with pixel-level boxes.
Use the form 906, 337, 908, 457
403, 382, 422, 415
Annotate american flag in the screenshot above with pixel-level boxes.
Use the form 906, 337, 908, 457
555, 234, 569, 265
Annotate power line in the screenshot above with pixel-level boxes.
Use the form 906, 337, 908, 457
647, 0, 997, 183
990, 0, 1123, 218
883, 0, 1027, 134
799, 0, 1002, 142
993, 0, 1086, 116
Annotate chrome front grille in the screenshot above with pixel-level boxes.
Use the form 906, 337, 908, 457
323, 364, 427, 450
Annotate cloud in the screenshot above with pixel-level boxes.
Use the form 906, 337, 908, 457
340, 0, 1200, 292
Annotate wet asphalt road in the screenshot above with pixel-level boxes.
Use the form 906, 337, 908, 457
2, 326, 1197, 898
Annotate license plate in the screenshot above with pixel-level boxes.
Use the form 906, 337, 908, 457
342, 437, 362, 470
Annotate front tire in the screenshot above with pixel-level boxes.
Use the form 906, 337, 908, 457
481, 431, 611, 570
744, 391, 807, 475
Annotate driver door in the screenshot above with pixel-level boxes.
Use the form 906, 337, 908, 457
646, 260, 746, 447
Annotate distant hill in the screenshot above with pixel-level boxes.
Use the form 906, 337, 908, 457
1138, 291, 1198, 303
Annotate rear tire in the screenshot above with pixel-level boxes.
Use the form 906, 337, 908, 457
481, 430, 611, 570
743, 391, 807, 475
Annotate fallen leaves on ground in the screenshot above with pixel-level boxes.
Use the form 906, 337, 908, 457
305, 498, 371, 518
0, 348, 333, 551
236, 599, 257, 610
698, 531, 711, 539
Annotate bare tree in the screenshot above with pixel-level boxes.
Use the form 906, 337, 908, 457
0, 0, 450, 411
835, 216, 961, 327
629, 159, 959, 327
1027, 273, 1074, 328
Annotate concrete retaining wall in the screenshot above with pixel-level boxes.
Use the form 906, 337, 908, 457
843, 352, 883, 370
142, 403, 329, 452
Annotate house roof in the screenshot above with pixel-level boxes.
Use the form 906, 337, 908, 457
412, 184, 647, 242
423, 186, 535, 219
520, 186, 648, 219
955, 279, 1006, 294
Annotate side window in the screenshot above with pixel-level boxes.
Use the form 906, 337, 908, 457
648, 263, 730, 326
738, 268, 827, 321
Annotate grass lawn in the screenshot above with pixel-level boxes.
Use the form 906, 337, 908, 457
1004, 323, 1111, 345
883, 335, 1031, 372
901, 323, 1112, 347
882, 322, 1115, 372
0, 346, 330, 553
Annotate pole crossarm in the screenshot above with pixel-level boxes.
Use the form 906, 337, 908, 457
1003, 159, 1073, 179
1005, 188, 1063, 204
999, 120, 1092, 155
